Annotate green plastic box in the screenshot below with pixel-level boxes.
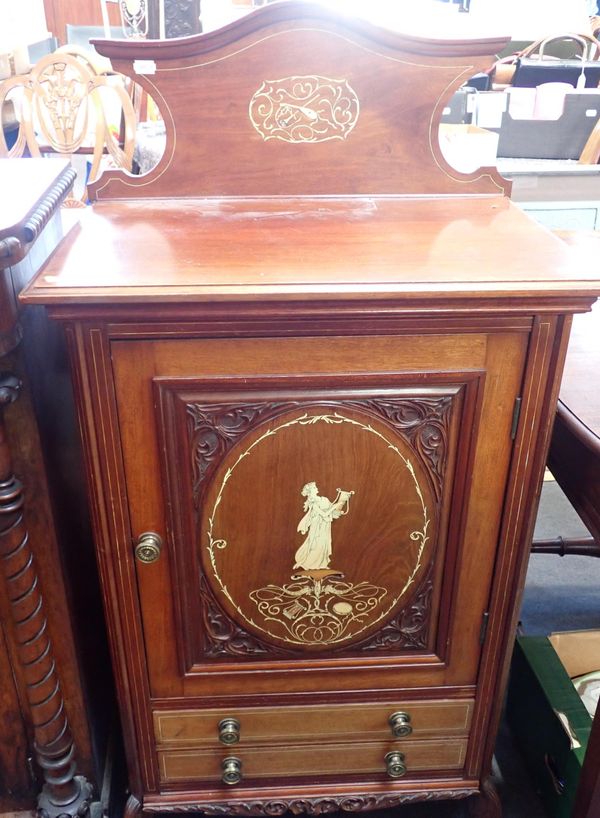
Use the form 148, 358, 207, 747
506, 633, 598, 818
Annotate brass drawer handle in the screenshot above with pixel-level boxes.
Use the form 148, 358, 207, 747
135, 532, 162, 564
384, 750, 407, 779
222, 756, 243, 785
218, 717, 241, 745
388, 711, 412, 738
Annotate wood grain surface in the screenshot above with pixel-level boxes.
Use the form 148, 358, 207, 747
153, 699, 474, 746
43, 0, 120, 44
20, 197, 600, 306
18, 5, 600, 816
109, 328, 527, 703
86, 1, 509, 200
157, 737, 469, 783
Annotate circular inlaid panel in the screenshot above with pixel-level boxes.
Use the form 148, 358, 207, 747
200, 406, 436, 651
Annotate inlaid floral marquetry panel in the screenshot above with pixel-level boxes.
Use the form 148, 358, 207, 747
155, 377, 469, 664
249, 76, 360, 143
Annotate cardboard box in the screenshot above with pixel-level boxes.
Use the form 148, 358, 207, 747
506, 630, 600, 818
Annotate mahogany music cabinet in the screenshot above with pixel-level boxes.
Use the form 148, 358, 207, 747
20, 3, 600, 816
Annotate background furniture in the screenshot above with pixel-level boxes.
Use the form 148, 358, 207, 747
148, 0, 201, 38
43, 0, 121, 46
27, 36, 59, 63
576, 711, 600, 818
545, 231, 600, 818
0, 51, 136, 202
543, 296, 600, 557
42, 0, 202, 44
498, 160, 600, 232
0, 158, 115, 817
547, 276, 600, 548
20, 3, 600, 817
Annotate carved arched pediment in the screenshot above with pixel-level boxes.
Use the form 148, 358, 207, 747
89, 1, 509, 199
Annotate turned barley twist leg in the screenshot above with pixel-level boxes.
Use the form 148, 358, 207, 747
0, 373, 92, 818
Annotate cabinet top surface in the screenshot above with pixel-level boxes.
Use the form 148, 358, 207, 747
21, 194, 600, 307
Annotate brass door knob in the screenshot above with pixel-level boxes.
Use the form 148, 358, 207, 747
222, 756, 243, 785
135, 532, 162, 564
388, 711, 412, 738
218, 717, 241, 745
384, 751, 407, 778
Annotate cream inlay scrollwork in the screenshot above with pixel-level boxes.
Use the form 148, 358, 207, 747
250, 573, 388, 646
248, 76, 360, 143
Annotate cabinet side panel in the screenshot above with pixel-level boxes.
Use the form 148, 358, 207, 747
466, 315, 573, 778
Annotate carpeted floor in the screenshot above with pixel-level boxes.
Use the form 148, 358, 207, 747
522, 479, 600, 637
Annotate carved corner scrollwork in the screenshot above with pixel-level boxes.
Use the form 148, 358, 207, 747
143, 789, 476, 814
188, 394, 453, 508
187, 402, 293, 508
359, 396, 453, 500
353, 569, 434, 653
199, 575, 280, 658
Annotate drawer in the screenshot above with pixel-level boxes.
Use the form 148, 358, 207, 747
158, 737, 469, 783
153, 699, 473, 747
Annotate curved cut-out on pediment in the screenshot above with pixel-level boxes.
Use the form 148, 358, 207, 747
88, 0, 510, 200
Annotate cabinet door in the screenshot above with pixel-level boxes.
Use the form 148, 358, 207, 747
111, 331, 527, 700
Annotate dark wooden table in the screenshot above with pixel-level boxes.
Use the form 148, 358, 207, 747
548, 231, 600, 818
0, 158, 106, 818
548, 302, 600, 548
